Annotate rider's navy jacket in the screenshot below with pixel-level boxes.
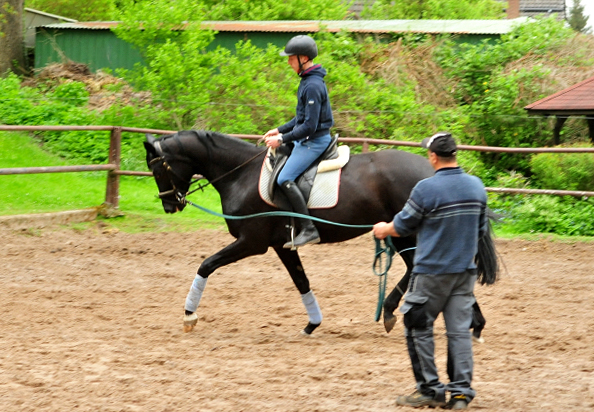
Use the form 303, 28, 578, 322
393, 167, 488, 275
278, 64, 334, 143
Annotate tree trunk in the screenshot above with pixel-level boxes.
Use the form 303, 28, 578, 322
0, 0, 25, 76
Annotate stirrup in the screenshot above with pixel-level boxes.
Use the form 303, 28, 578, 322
284, 224, 297, 250
283, 228, 320, 249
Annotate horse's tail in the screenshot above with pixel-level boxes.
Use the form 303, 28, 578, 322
476, 210, 500, 285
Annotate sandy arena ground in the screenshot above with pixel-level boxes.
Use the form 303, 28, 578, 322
1, 226, 593, 411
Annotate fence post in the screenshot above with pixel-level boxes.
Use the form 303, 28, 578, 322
362, 141, 369, 153
105, 127, 122, 207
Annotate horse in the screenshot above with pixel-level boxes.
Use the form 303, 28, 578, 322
143, 130, 498, 337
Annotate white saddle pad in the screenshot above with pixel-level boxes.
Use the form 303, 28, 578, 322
258, 161, 342, 209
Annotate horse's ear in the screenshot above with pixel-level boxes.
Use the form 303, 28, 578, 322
144, 134, 157, 156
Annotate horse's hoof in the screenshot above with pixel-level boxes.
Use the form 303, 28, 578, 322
301, 322, 320, 335
383, 313, 397, 333
183, 313, 198, 333
472, 329, 485, 343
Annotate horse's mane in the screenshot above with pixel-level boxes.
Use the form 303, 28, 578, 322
157, 130, 259, 160
190, 130, 258, 151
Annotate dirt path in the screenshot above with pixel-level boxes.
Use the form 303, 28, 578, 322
1, 227, 593, 411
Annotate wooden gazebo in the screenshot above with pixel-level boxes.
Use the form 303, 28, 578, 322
524, 75, 594, 144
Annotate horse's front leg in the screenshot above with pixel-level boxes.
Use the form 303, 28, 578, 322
273, 246, 322, 335
183, 238, 267, 332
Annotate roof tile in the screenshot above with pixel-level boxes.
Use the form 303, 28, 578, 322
525, 76, 594, 112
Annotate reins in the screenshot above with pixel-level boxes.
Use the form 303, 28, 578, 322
186, 149, 267, 196
185, 199, 374, 228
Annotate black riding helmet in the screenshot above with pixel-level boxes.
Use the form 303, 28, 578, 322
280, 35, 318, 60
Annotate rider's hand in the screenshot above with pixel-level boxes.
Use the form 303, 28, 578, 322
263, 128, 279, 139
265, 134, 283, 148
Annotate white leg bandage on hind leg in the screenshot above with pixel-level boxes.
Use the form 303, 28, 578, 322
185, 274, 208, 313
301, 290, 323, 325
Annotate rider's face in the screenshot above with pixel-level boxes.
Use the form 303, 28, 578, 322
288, 55, 301, 73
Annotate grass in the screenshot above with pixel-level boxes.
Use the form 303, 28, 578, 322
0, 131, 225, 232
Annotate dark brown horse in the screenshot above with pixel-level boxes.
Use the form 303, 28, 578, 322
144, 130, 497, 336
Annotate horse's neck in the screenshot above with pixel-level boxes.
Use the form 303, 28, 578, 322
188, 132, 262, 182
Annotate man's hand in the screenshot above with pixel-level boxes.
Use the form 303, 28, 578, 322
373, 221, 398, 239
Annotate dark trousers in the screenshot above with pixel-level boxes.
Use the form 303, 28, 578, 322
400, 270, 477, 401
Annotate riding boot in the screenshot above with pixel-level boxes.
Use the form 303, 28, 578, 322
279, 180, 320, 248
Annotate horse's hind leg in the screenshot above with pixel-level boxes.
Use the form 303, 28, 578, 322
381, 240, 489, 340
273, 246, 322, 335
382, 240, 415, 333
471, 299, 486, 343
383, 269, 411, 333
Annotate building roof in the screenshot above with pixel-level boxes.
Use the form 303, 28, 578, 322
520, 0, 565, 18
40, 18, 530, 35
25, 7, 78, 22
525, 75, 594, 114
25, 8, 78, 48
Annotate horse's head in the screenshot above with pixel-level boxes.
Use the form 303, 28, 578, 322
144, 133, 190, 213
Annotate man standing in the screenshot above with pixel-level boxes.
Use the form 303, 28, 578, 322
373, 132, 487, 410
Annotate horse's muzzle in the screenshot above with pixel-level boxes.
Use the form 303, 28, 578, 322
162, 200, 186, 214
165, 204, 185, 214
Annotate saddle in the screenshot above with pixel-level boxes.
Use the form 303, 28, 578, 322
262, 136, 349, 210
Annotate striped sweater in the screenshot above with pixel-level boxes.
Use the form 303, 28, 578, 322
393, 167, 487, 275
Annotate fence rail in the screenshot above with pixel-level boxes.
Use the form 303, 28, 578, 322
1, 125, 594, 209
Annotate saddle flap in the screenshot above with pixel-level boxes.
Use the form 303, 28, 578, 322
264, 136, 345, 208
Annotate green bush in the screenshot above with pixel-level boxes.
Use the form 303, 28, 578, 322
530, 150, 594, 191
490, 195, 594, 236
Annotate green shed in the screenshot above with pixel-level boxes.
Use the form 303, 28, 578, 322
35, 18, 530, 73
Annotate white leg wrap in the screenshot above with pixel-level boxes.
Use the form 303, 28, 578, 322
185, 274, 208, 313
301, 290, 323, 325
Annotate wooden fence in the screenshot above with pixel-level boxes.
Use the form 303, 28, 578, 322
1, 125, 594, 210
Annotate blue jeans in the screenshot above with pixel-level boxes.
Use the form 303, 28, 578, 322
277, 135, 332, 185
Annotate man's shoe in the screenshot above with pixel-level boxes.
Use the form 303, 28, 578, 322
442, 394, 469, 410
396, 390, 446, 408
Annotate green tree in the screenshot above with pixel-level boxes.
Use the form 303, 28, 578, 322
199, 0, 349, 20
360, 0, 505, 19
111, 0, 351, 130
25, 0, 117, 20
0, 0, 25, 75
567, 0, 592, 34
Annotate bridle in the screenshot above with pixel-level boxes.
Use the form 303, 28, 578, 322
149, 156, 191, 205
149, 137, 267, 205
148, 139, 201, 205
